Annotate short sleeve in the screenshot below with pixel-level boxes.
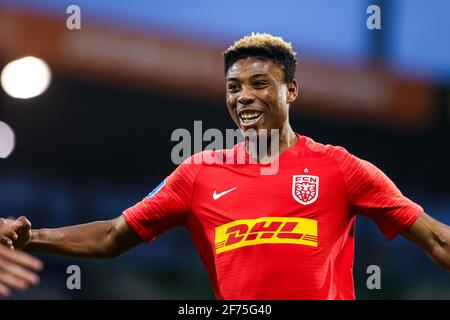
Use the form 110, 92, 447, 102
330, 147, 423, 240
123, 157, 203, 243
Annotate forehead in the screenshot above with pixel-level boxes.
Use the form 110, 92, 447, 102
226, 57, 284, 81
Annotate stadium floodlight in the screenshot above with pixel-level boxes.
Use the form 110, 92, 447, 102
1, 56, 52, 99
0, 121, 15, 159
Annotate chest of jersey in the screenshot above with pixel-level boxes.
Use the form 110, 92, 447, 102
189, 157, 350, 254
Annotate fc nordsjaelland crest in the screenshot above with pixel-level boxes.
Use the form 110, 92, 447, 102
292, 175, 319, 205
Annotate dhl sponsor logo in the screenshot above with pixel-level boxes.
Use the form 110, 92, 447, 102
215, 217, 318, 254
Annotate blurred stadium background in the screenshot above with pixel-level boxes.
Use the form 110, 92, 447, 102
0, 0, 449, 299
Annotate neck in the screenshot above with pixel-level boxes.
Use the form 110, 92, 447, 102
245, 124, 297, 163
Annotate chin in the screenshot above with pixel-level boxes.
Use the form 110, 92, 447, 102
241, 127, 272, 140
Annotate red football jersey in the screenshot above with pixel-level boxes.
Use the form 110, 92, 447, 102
123, 134, 422, 300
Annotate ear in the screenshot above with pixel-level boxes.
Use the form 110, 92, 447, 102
286, 79, 298, 105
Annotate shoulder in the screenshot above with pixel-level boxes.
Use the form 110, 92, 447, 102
182, 150, 215, 165
302, 135, 355, 162
299, 135, 371, 179
181, 148, 231, 166
174, 148, 233, 177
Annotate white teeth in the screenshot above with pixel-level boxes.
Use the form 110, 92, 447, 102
239, 111, 262, 121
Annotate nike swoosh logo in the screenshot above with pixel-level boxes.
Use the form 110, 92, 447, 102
213, 187, 237, 200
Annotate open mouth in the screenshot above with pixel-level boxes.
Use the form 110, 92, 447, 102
239, 110, 263, 124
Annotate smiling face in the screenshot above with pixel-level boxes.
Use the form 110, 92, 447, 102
225, 57, 298, 137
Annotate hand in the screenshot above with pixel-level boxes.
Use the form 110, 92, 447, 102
12, 216, 32, 250
0, 218, 21, 249
0, 243, 43, 297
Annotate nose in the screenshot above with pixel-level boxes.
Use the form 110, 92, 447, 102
237, 86, 256, 106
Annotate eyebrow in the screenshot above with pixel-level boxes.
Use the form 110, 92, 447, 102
226, 73, 270, 82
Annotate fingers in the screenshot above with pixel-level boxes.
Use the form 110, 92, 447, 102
0, 245, 42, 271
0, 257, 40, 287
1, 230, 18, 241
16, 216, 31, 230
0, 238, 12, 247
0, 245, 42, 296
0, 262, 34, 290
0, 219, 19, 249
0, 217, 18, 226
0, 217, 19, 234
0, 282, 11, 297
14, 220, 23, 229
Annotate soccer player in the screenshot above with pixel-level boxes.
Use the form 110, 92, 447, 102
0, 217, 42, 297
7, 33, 450, 299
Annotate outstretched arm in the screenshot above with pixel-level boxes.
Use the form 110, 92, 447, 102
15, 215, 143, 259
401, 212, 450, 271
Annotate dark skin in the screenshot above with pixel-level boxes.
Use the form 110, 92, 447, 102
13, 216, 141, 259
5, 57, 450, 273
226, 57, 298, 163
